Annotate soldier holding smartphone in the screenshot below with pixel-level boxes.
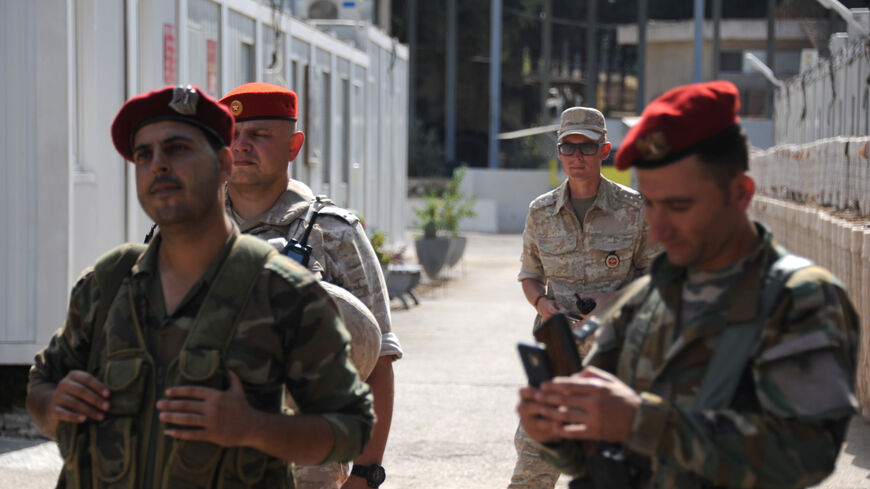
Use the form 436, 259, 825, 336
510, 107, 660, 489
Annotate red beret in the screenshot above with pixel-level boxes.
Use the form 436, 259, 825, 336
219, 82, 298, 122
615, 81, 741, 170
111, 85, 234, 161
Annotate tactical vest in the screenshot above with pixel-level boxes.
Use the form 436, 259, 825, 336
55, 235, 296, 489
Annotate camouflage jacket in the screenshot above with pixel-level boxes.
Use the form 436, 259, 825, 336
542, 224, 860, 489
227, 180, 402, 359
519, 177, 661, 317
29, 231, 374, 489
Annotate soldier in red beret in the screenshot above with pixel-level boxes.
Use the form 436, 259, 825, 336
27, 85, 375, 489
219, 82, 401, 489
517, 81, 859, 488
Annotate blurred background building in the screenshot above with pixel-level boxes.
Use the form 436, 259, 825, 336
0, 0, 407, 364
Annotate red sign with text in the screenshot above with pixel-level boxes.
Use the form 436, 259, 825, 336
163, 23, 176, 85
207, 39, 218, 95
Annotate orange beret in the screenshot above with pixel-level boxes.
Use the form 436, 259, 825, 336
219, 82, 298, 122
615, 81, 741, 170
111, 85, 234, 162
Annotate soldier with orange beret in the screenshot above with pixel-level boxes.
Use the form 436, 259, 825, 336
220, 82, 401, 489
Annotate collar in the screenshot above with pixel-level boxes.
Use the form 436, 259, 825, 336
552, 175, 621, 216
226, 179, 314, 231
131, 225, 240, 291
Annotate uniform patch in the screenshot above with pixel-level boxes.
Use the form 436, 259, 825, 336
605, 252, 620, 268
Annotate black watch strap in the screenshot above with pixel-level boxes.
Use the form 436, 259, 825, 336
351, 463, 386, 488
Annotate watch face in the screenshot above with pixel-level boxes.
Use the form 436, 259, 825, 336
369, 465, 386, 487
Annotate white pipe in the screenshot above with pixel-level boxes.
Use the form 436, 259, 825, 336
744, 52, 786, 90
817, 0, 869, 37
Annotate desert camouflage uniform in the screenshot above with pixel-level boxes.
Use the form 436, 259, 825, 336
541, 224, 860, 489
227, 180, 402, 359
227, 180, 401, 489
29, 230, 374, 489
511, 177, 661, 489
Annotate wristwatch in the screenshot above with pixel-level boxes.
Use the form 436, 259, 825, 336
351, 463, 386, 488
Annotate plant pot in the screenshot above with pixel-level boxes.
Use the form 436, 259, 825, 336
415, 237, 450, 280
385, 264, 422, 309
445, 235, 467, 268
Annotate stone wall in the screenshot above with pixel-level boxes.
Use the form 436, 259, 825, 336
750, 136, 870, 418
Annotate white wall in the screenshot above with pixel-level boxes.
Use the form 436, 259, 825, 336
0, 1, 75, 364
406, 169, 556, 234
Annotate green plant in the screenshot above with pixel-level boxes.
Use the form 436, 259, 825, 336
369, 231, 392, 265
414, 192, 442, 239
439, 166, 476, 235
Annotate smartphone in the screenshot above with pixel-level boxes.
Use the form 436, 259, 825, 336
532, 313, 584, 377
517, 343, 553, 387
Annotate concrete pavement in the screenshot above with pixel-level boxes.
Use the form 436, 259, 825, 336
2, 232, 869, 488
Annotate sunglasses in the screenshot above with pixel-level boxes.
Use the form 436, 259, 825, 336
558, 142, 603, 156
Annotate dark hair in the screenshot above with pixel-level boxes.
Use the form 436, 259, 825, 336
695, 125, 749, 195
201, 128, 226, 153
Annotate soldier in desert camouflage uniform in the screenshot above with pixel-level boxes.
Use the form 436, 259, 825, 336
219, 82, 400, 489
26, 86, 374, 489
510, 107, 660, 489
517, 81, 860, 489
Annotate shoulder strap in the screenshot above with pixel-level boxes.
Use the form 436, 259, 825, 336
693, 253, 813, 410
88, 243, 147, 372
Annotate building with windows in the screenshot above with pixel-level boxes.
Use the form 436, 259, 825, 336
617, 18, 826, 116
0, 0, 407, 364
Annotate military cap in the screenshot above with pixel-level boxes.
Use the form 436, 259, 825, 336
219, 82, 298, 122
557, 107, 607, 143
111, 85, 234, 162
614, 80, 741, 170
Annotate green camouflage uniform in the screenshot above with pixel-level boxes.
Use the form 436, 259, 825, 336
512, 177, 661, 489
28, 231, 374, 489
540, 224, 860, 489
227, 180, 401, 489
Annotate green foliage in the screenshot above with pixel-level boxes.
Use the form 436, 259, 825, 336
415, 166, 476, 237
414, 193, 442, 238
369, 231, 392, 265
440, 166, 477, 235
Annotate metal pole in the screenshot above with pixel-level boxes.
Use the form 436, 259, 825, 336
540, 0, 552, 122
712, 0, 721, 79
488, 0, 502, 168
584, 0, 598, 107
636, 0, 646, 113
693, 0, 703, 82
767, 0, 776, 118
408, 0, 417, 166
446, 0, 456, 163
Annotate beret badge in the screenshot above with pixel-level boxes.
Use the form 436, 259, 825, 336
168, 86, 199, 116
230, 100, 243, 116
635, 130, 670, 161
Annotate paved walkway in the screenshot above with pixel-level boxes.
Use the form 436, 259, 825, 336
383, 232, 870, 489
1, 232, 868, 488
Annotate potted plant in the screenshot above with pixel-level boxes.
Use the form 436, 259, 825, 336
440, 166, 476, 268
414, 193, 451, 279
369, 231, 421, 308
